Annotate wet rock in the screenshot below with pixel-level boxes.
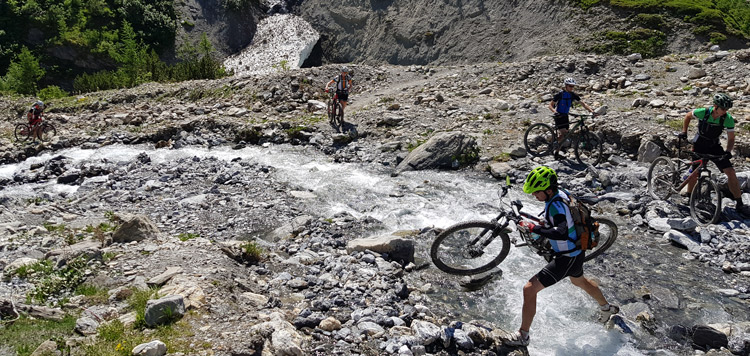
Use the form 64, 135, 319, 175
692, 325, 729, 351
346, 235, 415, 263
396, 132, 478, 172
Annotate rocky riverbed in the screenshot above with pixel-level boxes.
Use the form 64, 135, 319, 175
1, 49, 750, 356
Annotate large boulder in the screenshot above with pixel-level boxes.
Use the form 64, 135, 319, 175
144, 295, 185, 327
396, 132, 478, 172
346, 235, 415, 263
112, 215, 160, 243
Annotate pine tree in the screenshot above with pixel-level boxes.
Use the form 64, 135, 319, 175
3, 47, 45, 95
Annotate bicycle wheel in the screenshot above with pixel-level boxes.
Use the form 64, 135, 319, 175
523, 123, 555, 157
647, 157, 677, 200
335, 103, 344, 126
40, 123, 56, 141
14, 123, 31, 142
430, 220, 511, 276
690, 176, 721, 226
327, 100, 335, 124
584, 217, 617, 262
574, 131, 602, 166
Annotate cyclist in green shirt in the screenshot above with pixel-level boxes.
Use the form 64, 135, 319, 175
680, 93, 749, 216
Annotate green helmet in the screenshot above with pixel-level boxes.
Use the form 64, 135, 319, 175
713, 93, 733, 109
523, 166, 558, 194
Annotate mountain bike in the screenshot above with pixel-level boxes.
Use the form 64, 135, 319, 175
326, 90, 344, 128
430, 179, 618, 276
647, 133, 724, 226
524, 112, 603, 166
14, 119, 56, 143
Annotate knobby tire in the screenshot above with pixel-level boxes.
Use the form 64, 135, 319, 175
647, 157, 676, 200
523, 123, 555, 157
575, 131, 603, 166
14, 123, 30, 142
430, 220, 511, 276
40, 123, 56, 142
584, 217, 617, 261
690, 176, 721, 226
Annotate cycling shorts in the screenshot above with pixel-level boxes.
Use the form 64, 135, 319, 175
336, 90, 349, 102
536, 252, 584, 288
694, 143, 732, 171
29, 117, 42, 126
553, 113, 569, 130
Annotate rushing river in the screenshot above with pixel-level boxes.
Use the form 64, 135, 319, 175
1, 143, 745, 355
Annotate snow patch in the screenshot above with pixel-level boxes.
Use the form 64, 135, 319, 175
223, 14, 319, 77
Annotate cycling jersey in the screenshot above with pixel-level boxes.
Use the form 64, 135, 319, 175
537, 190, 580, 258
27, 107, 43, 125
692, 107, 734, 146
551, 91, 581, 114
331, 74, 352, 92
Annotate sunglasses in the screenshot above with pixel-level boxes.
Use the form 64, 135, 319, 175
717, 106, 728, 111
565, 85, 574, 88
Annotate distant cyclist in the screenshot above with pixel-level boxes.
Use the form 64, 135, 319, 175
680, 93, 750, 216
26, 100, 45, 141
549, 78, 597, 142
325, 66, 353, 115
502, 166, 619, 347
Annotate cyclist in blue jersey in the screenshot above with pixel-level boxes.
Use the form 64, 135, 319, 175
680, 93, 749, 216
549, 78, 597, 142
325, 66, 353, 114
502, 166, 619, 347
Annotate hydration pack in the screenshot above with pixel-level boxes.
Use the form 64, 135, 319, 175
551, 192, 599, 251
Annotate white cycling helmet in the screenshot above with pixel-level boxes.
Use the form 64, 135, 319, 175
341, 66, 349, 73
33, 100, 44, 109
563, 78, 577, 86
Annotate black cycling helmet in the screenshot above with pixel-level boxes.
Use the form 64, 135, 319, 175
713, 93, 733, 109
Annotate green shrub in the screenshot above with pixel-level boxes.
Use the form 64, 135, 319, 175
38, 85, 69, 101
709, 32, 727, 43
635, 13, 666, 29
177, 232, 199, 241
241, 241, 264, 264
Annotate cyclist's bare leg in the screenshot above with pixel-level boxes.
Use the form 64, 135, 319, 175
569, 275, 608, 306
723, 167, 742, 200
557, 128, 568, 143
340, 101, 347, 115
519, 276, 545, 332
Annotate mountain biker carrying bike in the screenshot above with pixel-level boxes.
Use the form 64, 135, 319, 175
680, 93, 750, 216
502, 166, 619, 347
27, 100, 45, 141
549, 78, 597, 143
325, 66, 353, 114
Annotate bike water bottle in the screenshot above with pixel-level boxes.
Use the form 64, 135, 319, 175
683, 167, 693, 180
531, 232, 541, 241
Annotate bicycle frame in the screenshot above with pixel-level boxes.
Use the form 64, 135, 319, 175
667, 136, 722, 195
555, 113, 592, 143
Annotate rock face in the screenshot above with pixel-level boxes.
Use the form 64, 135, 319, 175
224, 14, 319, 77
296, 0, 703, 64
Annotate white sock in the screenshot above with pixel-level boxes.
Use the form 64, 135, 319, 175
519, 329, 529, 339
600, 303, 611, 311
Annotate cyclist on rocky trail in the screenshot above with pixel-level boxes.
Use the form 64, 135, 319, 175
549, 78, 597, 143
26, 100, 45, 141
680, 93, 750, 216
325, 66, 353, 115
502, 166, 619, 347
